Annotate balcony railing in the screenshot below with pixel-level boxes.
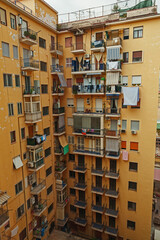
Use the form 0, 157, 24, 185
106, 37, 122, 47
91, 204, 104, 214
56, 179, 67, 190
92, 222, 104, 232
105, 188, 119, 198
0, 210, 9, 227
73, 128, 104, 136
72, 85, 105, 94
33, 221, 48, 237
23, 86, 40, 95
73, 107, 104, 114
30, 179, 46, 195
72, 63, 105, 73
54, 126, 65, 135
74, 181, 87, 191
53, 107, 65, 115
106, 61, 121, 71
74, 145, 104, 156
91, 40, 105, 49
104, 226, 118, 236
54, 146, 64, 155
32, 199, 47, 216
106, 151, 120, 159
21, 58, 39, 70
73, 163, 87, 173
27, 135, 46, 147
57, 215, 69, 227
106, 85, 122, 94
51, 64, 64, 73
105, 130, 120, 137
91, 185, 105, 195
52, 86, 64, 95
71, 43, 86, 52
105, 108, 121, 116
20, 28, 37, 45
50, 43, 63, 54
74, 200, 87, 209
27, 158, 44, 171
74, 217, 87, 227
91, 167, 105, 176
105, 169, 119, 179
55, 163, 66, 173
105, 208, 119, 218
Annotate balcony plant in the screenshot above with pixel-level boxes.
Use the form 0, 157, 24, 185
24, 31, 30, 38
30, 34, 36, 41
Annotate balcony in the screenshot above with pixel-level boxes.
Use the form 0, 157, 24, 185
74, 181, 87, 191
56, 179, 67, 191
91, 185, 105, 195
105, 170, 119, 180
106, 37, 122, 47
105, 130, 120, 139
106, 61, 122, 72
27, 135, 46, 148
105, 108, 121, 118
30, 179, 46, 195
54, 126, 65, 136
73, 107, 104, 115
73, 164, 87, 173
53, 107, 65, 116
57, 215, 69, 227
54, 146, 64, 155
33, 220, 48, 238
105, 151, 120, 160
72, 84, 105, 95
105, 189, 119, 198
91, 222, 104, 232
91, 204, 104, 214
104, 226, 118, 237
91, 40, 105, 52
106, 85, 122, 97
156, 137, 160, 158
73, 127, 104, 137
91, 167, 105, 177
105, 208, 119, 218
50, 43, 63, 56
51, 64, 64, 74
19, 28, 37, 45
0, 210, 9, 227
73, 145, 104, 157
55, 162, 67, 174
21, 58, 39, 71
72, 62, 105, 75
32, 199, 47, 216
27, 158, 45, 172
23, 86, 40, 96
71, 43, 86, 54
74, 200, 87, 209
24, 101, 42, 123
57, 195, 69, 208
52, 86, 64, 96
74, 217, 87, 227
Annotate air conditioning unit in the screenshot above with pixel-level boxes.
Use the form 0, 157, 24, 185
21, 71, 27, 76
85, 54, 90, 59
28, 162, 34, 168
121, 129, 126, 133
131, 130, 137, 135
30, 197, 35, 205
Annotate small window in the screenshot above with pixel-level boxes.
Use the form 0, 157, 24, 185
2, 42, 10, 57
132, 51, 142, 62
122, 99, 127, 109
21, 128, 25, 139
17, 102, 22, 115
128, 181, 137, 191
66, 58, 72, 67
10, 131, 16, 143
13, 45, 18, 59
67, 117, 73, 126
67, 78, 72, 88
123, 52, 129, 63
65, 37, 72, 48
46, 166, 52, 177
70, 188, 76, 195
43, 106, 49, 116
67, 98, 74, 107
27, 198, 31, 209
23, 152, 27, 160
132, 75, 141, 86
47, 185, 53, 195
40, 61, 47, 71
131, 99, 141, 109
133, 26, 143, 39
39, 37, 46, 48
0, 8, 7, 25
69, 170, 75, 178
127, 220, 136, 230
131, 120, 139, 131
121, 141, 126, 149
69, 154, 75, 162
19, 228, 26, 240
68, 136, 74, 144
128, 201, 136, 211
48, 203, 53, 214
15, 181, 23, 195
41, 84, 48, 94
70, 204, 76, 212
122, 120, 127, 130
15, 75, 20, 87
96, 32, 103, 41
4, 74, 12, 87
129, 162, 138, 172
44, 127, 50, 136
8, 103, 14, 116
17, 204, 24, 219
123, 28, 129, 40
122, 76, 128, 86
130, 142, 139, 151
45, 147, 51, 157
10, 14, 16, 29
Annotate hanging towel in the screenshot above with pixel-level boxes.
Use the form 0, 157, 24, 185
122, 151, 128, 161
108, 61, 118, 70
82, 129, 86, 135
122, 87, 139, 106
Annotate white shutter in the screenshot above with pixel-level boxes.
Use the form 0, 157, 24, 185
131, 120, 139, 130
67, 117, 73, 126
132, 75, 141, 85
82, 117, 91, 129
77, 99, 84, 112
111, 120, 117, 131
67, 98, 74, 107
122, 76, 128, 85
96, 99, 102, 112
122, 120, 127, 130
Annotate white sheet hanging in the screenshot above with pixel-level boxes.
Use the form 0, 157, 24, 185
108, 61, 118, 70
122, 87, 139, 106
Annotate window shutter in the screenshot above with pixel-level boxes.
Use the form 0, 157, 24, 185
121, 141, 126, 149
133, 51, 142, 58
130, 142, 138, 151
132, 75, 141, 85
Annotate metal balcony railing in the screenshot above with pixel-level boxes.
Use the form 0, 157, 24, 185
20, 28, 37, 42
54, 126, 65, 134
105, 169, 120, 179
0, 210, 9, 227
27, 158, 44, 170
73, 106, 104, 114
23, 86, 40, 95
27, 135, 46, 146
21, 58, 39, 69
50, 43, 63, 53
73, 163, 87, 172
105, 188, 119, 198
105, 108, 121, 115
104, 225, 118, 236
74, 181, 87, 190
51, 64, 64, 73
72, 63, 105, 72
106, 61, 121, 71
105, 207, 119, 217
33, 221, 48, 237
73, 128, 104, 136
106, 37, 122, 47
56, 179, 67, 190
91, 185, 105, 194
91, 166, 106, 176
106, 85, 122, 93
52, 86, 64, 94
91, 40, 105, 48
91, 203, 105, 213
105, 129, 120, 137
55, 163, 66, 172
54, 146, 64, 154
71, 43, 86, 51
72, 85, 105, 94
53, 107, 65, 114
92, 222, 104, 232
74, 145, 104, 156
32, 199, 47, 216
25, 101, 41, 113
74, 199, 87, 208
30, 179, 46, 195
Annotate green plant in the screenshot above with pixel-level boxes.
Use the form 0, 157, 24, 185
24, 31, 30, 37
112, 3, 120, 13
30, 34, 36, 40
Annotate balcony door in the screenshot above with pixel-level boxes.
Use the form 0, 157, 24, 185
109, 179, 116, 191
96, 213, 102, 224
96, 99, 102, 113
78, 173, 85, 184
96, 176, 102, 188
96, 157, 102, 171
76, 35, 83, 50
109, 197, 116, 210
96, 194, 102, 206
25, 76, 31, 93
77, 98, 84, 112
21, 19, 28, 37
23, 48, 30, 66
79, 208, 85, 219
77, 137, 84, 150
111, 99, 118, 113
78, 155, 84, 167
51, 36, 55, 50
110, 160, 117, 173
79, 190, 85, 202
111, 120, 117, 131
109, 216, 116, 228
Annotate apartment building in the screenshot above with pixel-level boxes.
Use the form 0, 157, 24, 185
0, 0, 159, 240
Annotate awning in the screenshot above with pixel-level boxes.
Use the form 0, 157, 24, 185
59, 135, 68, 148
57, 73, 67, 87
11, 226, 19, 237
13, 156, 23, 169
0, 191, 10, 206
122, 87, 139, 106
157, 121, 160, 130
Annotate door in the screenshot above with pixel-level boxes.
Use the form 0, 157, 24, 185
109, 197, 116, 210
78, 173, 85, 184
109, 216, 116, 228
34, 80, 40, 94
111, 99, 118, 113
96, 99, 102, 113
110, 160, 117, 173
76, 35, 83, 50
25, 76, 31, 93
109, 179, 116, 191
51, 36, 55, 50
96, 176, 102, 188
23, 48, 30, 66
79, 209, 85, 219
77, 99, 84, 112
95, 139, 101, 153
89, 139, 95, 152
79, 190, 85, 202
78, 155, 84, 167
96, 213, 102, 224
96, 157, 102, 171
96, 194, 102, 206
21, 19, 28, 37
78, 137, 84, 150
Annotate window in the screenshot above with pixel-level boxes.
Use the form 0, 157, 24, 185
122, 99, 127, 109
121, 141, 126, 149
17, 102, 22, 115
131, 120, 139, 131
39, 37, 46, 48
128, 181, 137, 191
45, 147, 51, 157
17, 204, 24, 219
131, 99, 141, 109
44, 127, 50, 136
0, 8, 7, 25
15, 181, 23, 195
21, 128, 25, 139
128, 201, 136, 211
132, 51, 142, 62
122, 120, 127, 130
123, 28, 129, 40
132, 75, 141, 86
67, 117, 73, 126
133, 26, 143, 38
70, 204, 76, 212
65, 37, 72, 47
3, 74, 12, 86
123, 52, 129, 63
27, 198, 31, 209
68, 136, 74, 144
67, 98, 74, 107
69, 170, 75, 178
96, 32, 103, 41
48, 203, 53, 214
129, 162, 138, 172
43, 106, 49, 116
19, 228, 26, 240
47, 185, 53, 195
46, 166, 52, 177
70, 188, 76, 195
10, 13, 16, 29
127, 220, 136, 230
66, 58, 72, 67
69, 154, 75, 162
40, 61, 47, 71
15, 75, 20, 87
41, 84, 48, 93
130, 142, 139, 151
23, 152, 26, 160
2, 42, 10, 57
13, 45, 18, 59
122, 76, 128, 86
8, 103, 14, 116
67, 78, 72, 88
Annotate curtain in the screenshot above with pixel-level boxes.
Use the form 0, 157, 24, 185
107, 47, 120, 61
106, 139, 119, 152
59, 115, 65, 128
82, 117, 91, 129
106, 72, 119, 85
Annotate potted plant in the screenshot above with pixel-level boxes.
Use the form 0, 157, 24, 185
24, 31, 30, 38
30, 34, 36, 41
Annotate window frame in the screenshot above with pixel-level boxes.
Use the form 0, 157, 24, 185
10, 13, 17, 29
15, 75, 20, 87
130, 142, 139, 151
128, 181, 137, 191
3, 74, 12, 87
21, 127, 25, 139
127, 220, 136, 230
132, 51, 142, 63
43, 106, 49, 116
66, 58, 72, 67
10, 130, 16, 143
8, 103, 14, 116
40, 61, 47, 72
15, 181, 23, 195
133, 26, 143, 39
129, 162, 138, 172
123, 52, 129, 63
2, 42, 10, 57
123, 28, 129, 40
17, 102, 22, 115
13, 45, 18, 59
39, 37, 46, 49
0, 8, 7, 26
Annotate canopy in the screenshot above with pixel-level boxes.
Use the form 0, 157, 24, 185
59, 135, 68, 148
13, 156, 23, 169
57, 73, 67, 87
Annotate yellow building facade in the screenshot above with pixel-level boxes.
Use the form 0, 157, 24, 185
0, 0, 159, 240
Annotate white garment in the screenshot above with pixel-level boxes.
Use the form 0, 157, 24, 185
108, 61, 118, 70
122, 87, 139, 106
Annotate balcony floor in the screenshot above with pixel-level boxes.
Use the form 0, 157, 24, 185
30, 183, 46, 195
74, 201, 86, 209
104, 226, 118, 237
91, 222, 104, 232
105, 190, 119, 198
0, 214, 9, 227
74, 218, 87, 227
92, 205, 104, 214
92, 187, 105, 195
105, 208, 118, 218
